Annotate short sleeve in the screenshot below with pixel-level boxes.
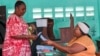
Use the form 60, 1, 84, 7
74, 36, 92, 47
7, 15, 23, 36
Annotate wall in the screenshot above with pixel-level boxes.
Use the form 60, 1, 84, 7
0, 0, 100, 40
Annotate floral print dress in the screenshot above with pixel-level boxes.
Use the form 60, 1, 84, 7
2, 14, 31, 56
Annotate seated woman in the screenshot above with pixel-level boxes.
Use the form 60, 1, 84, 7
45, 22, 96, 56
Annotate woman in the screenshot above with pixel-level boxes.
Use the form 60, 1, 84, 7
45, 22, 96, 56
2, 1, 37, 56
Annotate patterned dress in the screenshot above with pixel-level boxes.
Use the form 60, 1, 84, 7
2, 14, 31, 56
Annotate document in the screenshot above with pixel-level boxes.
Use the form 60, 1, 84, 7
37, 32, 47, 41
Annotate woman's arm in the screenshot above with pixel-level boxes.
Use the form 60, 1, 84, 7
46, 40, 86, 54
10, 34, 37, 40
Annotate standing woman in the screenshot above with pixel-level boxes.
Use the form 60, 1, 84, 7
2, 1, 36, 56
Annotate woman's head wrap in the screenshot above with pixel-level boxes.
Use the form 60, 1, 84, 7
78, 22, 89, 34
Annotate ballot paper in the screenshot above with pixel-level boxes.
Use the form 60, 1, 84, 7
37, 32, 42, 37
40, 34, 47, 41
37, 32, 47, 41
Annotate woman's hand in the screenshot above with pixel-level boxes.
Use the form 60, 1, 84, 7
45, 40, 54, 46
29, 34, 37, 40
